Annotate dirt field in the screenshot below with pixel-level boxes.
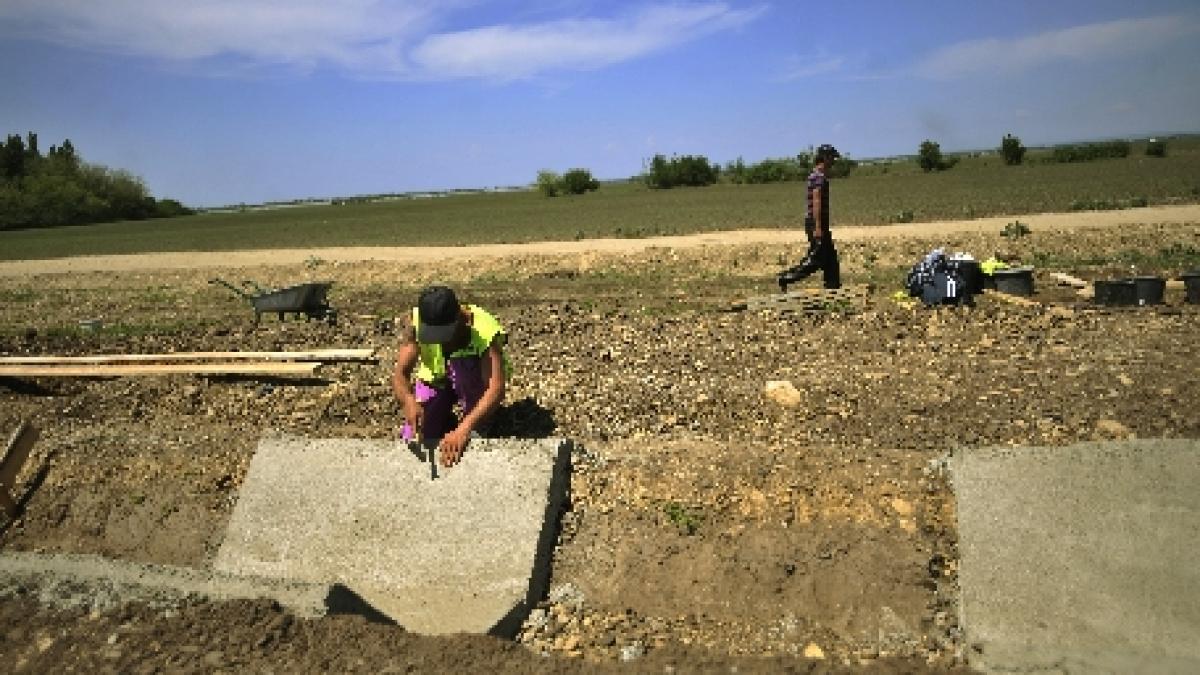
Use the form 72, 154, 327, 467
1, 208, 1197, 672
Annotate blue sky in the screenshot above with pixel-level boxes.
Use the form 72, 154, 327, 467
2, 1, 1198, 207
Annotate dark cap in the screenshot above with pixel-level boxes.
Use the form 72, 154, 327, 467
816, 144, 841, 163
417, 285, 462, 344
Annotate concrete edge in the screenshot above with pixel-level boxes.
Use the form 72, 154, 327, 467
487, 438, 574, 639
0, 551, 394, 625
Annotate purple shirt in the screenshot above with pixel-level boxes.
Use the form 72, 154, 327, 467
806, 167, 829, 225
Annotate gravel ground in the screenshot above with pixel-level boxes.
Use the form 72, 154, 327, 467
0, 214, 1197, 671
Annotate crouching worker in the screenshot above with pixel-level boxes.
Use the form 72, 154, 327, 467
392, 285, 509, 468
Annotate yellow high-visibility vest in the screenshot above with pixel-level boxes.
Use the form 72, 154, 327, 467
412, 304, 510, 385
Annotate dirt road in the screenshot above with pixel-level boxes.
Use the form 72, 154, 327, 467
2, 205, 1197, 277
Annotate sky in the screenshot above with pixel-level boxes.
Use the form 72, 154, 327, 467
1, 1, 1198, 207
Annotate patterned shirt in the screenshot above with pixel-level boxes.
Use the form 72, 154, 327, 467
806, 167, 829, 226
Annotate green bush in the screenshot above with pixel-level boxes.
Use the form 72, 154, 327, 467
1146, 139, 1167, 157
918, 140, 945, 172
536, 169, 560, 197
1001, 134, 1026, 165
644, 154, 719, 189
561, 168, 599, 195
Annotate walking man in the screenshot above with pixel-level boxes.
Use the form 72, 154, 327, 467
392, 285, 509, 468
778, 144, 842, 291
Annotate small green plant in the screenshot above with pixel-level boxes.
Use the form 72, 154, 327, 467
891, 209, 915, 223
1001, 220, 1031, 238
662, 502, 702, 535
304, 254, 324, 269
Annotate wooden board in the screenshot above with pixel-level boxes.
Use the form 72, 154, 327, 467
1050, 272, 1089, 289
0, 421, 38, 518
0, 349, 374, 365
0, 363, 320, 378
984, 289, 1041, 307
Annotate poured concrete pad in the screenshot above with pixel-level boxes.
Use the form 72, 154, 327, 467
214, 434, 571, 636
950, 440, 1200, 673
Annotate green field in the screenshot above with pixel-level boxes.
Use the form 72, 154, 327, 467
2, 137, 1199, 261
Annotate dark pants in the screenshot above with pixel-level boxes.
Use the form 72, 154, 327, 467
779, 218, 841, 290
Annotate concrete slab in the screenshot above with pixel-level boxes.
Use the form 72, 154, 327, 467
214, 434, 571, 636
0, 551, 390, 622
950, 440, 1200, 674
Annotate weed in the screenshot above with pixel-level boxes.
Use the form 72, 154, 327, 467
1001, 221, 1031, 239
663, 502, 703, 535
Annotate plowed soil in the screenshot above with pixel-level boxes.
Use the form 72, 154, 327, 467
1, 208, 1197, 672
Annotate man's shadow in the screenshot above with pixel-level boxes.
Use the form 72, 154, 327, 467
489, 397, 557, 439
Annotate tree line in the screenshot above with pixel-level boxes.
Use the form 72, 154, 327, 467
1, 131, 193, 231
540, 134, 1170, 196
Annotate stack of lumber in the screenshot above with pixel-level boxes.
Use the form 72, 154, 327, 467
0, 348, 375, 378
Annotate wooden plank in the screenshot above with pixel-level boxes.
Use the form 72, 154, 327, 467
0, 349, 374, 366
0, 363, 320, 378
0, 422, 38, 518
1050, 272, 1090, 289
984, 289, 1040, 307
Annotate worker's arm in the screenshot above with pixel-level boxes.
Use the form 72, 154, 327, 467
439, 339, 506, 467
391, 321, 422, 434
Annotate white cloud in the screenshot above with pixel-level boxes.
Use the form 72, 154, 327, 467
914, 14, 1200, 79
0, 1, 764, 80
410, 4, 765, 80
0, 1, 448, 73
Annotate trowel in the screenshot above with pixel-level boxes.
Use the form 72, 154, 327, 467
406, 423, 438, 481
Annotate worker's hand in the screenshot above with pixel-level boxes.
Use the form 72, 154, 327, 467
439, 427, 470, 467
403, 399, 423, 439
813, 227, 824, 240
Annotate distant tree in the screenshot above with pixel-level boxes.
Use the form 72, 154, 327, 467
1, 131, 193, 229
918, 140, 943, 172
1146, 138, 1167, 158
2, 134, 26, 180
561, 168, 599, 195
536, 169, 561, 197
644, 154, 718, 189
1000, 133, 1026, 165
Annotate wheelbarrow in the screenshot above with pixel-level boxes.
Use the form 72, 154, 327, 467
210, 278, 338, 325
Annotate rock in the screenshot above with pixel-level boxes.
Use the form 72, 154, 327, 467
803, 642, 825, 659
1094, 419, 1133, 439
620, 642, 645, 662
764, 380, 804, 408
889, 497, 914, 517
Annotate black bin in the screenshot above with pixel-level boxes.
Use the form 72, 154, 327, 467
949, 259, 984, 295
1181, 271, 1200, 304
1131, 276, 1165, 306
1094, 279, 1137, 306
993, 267, 1034, 296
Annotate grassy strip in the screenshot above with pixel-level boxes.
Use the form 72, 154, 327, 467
2, 139, 1199, 261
